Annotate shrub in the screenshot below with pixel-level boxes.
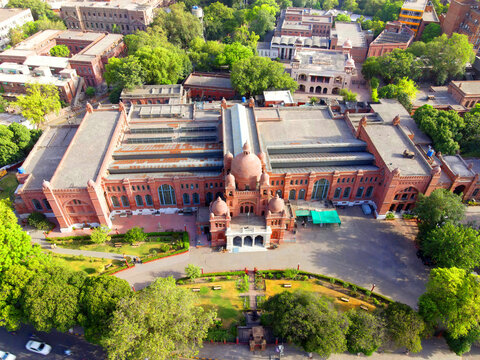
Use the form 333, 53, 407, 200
237, 275, 249, 292
123, 226, 147, 244
267, 272, 273, 279
177, 280, 185, 285
90, 225, 111, 244
27, 212, 53, 231
330, 278, 336, 285
284, 268, 299, 280
302, 275, 309, 281
385, 212, 395, 220
85, 86, 96, 97
370, 77, 379, 89
158, 243, 170, 253
185, 264, 201, 280
275, 273, 282, 279
310, 96, 319, 104
226, 276, 231, 280
402, 213, 415, 219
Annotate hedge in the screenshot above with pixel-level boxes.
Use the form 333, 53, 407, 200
141, 248, 188, 263
176, 270, 244, 283
46, 230, 184, 243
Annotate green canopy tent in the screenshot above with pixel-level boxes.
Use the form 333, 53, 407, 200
295, 209, 310, 217
311, 210, 341, 226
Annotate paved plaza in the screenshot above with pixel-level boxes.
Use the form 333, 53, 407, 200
115, 206, 428, 307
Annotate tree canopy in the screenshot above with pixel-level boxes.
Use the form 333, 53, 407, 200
384, 302, 425, 353
421, 23, 442, 43
104, 56, 145, 90
7, 0, 58, 20
14, 83, 61, 128
50, 44, 70, 57
419, 268, 480, 339
102, 277, 215, 360
0, 123, 41, 167
263, 290, 349, 357
231, 56, 298, 96
346, 310, 385, 355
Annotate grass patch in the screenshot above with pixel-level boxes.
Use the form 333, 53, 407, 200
265, 279, 377, 312
0, 173, 18, 201
53, 241, 177, 257
48, 251, 115, 275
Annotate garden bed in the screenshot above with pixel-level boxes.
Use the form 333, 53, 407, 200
48, 252, 132, 276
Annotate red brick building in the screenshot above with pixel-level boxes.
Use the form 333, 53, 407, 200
367, 22, 415, 57
121, 84, 185, 105
442, 0, 480, 52
183, 73, 236, 101
275, 7, 333, 37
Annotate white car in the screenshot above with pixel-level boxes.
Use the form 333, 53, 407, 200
0, 351, 16, 360
25, 340, 52, 355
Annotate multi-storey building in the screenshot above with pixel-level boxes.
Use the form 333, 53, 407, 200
0, 8, 34, 49
121, 84, 185, 105
442, 0, 480, 53
0, 30, 125, 88
275, 7, 333, 37
398, 0, 439, 38
60, 0, 167, 35
367, 22, 415, 57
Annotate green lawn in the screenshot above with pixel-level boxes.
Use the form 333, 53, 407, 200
48, 251, 117, 275
53, 240, 177, 257
0, 173, 18, 201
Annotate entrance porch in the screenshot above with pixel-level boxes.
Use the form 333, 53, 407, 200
225, 215, 272, 253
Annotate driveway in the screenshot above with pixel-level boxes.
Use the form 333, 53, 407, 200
116, 206, 428, 307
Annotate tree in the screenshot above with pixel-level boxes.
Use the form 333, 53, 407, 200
102, 277, 215, 360
346, 310, 385, 355
248, 7, 276, 38
419, 268, 480, 339
361, 56, 381, 81
335, 14, 351, 22
378, 49, 422, 83
231, 56, 298, 96
85, 86, 96, 97
445, 327, 480, 356
263, 290, 349, 357
14, 83, 61, 128
189, 38, 225, 71
22, 265, 86, 332
421, 23, 441, 43
123, 226, 147, 244
396, 77, 418, 102
185, 264, 201, 280
50, 44, 69, 57
231, 25, 259, 51
7, 0, 58, 20
384, 302, 425, 353
322, 0, 339, 10
90, 225, 111, 245
79, 275, 132, 342
152, 3, 203, 49
217, 42, 254, 68
407, 41, 427, 57
104, 56, 144, 90
124, 26, 168, 55
203, 2, 237, 40
341, 0, 358, 12
414, 189, 465, 235
135, 46, 189, 85
340, 89, 357, 102
422, 223, 480, 270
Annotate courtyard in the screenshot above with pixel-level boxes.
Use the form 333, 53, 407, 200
115, 206, 428, 307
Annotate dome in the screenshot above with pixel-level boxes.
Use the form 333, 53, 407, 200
343, 39, 352, 48
268, 194, 285, 213
230, 142, 262, 190
210, 197, 229, 216
346, 58, 355, 67
226, 173, 235, 187
224, 151, 233, 161
260, 171, 270, 186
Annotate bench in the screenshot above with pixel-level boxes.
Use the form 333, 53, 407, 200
360, 305, 369, 311
114, 243, 123, 248
131, 243, 140, 247
340, 297, 350, 302
192, 288, 200, 292
213, 286, 222, 290
283, 284, 292, 288
104, 263, 112, 269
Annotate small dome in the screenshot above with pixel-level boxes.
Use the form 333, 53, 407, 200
231, 142, 262, 189
346, 58, 355, 67
431, 166, 441, 175
226, 173, 235, 187
260, 171, 270, 186
269, 194, 285, 213
87, 179, 96, 188
224, 151, 233, 161
392, 168, 401, 176
293, 53, 300, 61
210, 197, 229, 216
343, 39, 352, 48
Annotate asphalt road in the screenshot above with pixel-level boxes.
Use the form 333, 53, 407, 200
0, 325, 104, 359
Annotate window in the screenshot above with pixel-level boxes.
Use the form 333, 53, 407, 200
311, 179, 329, 200
135, 195, 143, 206
343, 187, 351, 198
192, 193, 200, 204
334, 187, 341, 198
289, 189, 296, 200
42, 199, 52, 210
145, 194, 153, 206
107, 186, 111, 191
298, 188, 306, 200
271, 181, 274, 186
183, 193, 190, 205
117, 186, 121, 191
111, 196, 120, 207
473, 188, 480, 196
121, 195, 129, 206
158, 185, 176, 205
356, 187, 364, 198
32, 199, 43, 211
401, 193, 409, 200
365, 186, 374, 198
295, 180, 298, 185
142, 185, 145, 191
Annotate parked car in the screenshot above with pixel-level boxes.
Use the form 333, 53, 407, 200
25, 341, 52, 355
361, 203, 372, 215
0, 351, 16, 360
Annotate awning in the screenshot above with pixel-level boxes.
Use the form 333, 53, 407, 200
311, 210, 341, 225
295, 209, 310, 217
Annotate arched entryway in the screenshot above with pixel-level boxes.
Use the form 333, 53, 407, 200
298, 188, 306, 200
206, 192, 213, 205
299, 84, 305, 92
323, 87, 328, 94
453, 185, 466, 196
309, 87, 314, 93
332, 87, 340, 95
289, 189, 296, 200
315, 86, 322, 93
391, 187, 418, 213
254, 235, 264, 246
244, 236, 253, 246
233, 236, 242, 247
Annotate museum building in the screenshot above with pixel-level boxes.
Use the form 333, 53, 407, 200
14, 97, 480, 250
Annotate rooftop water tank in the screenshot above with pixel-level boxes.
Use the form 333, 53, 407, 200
427, 147, 434, 157
18, 167, 25, 174
241, 96, 246, 103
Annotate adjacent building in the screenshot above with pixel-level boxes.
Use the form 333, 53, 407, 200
274, 7, 333, 37
367, 21, 415, 57
121, 84, 185, 105
398, 0, 439, 39
0, 8, 34, 49
183, 72, 236, 101
60, 0, 167, 35
330, 22, 371, 63
442, 0, 480, 53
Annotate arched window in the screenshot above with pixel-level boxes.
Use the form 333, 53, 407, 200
343, 187, 351, 198
42, 199, 52, 210
206, 192, 213, 205
365, 186, 374, 198
276, 189, 283, 197
289, 189, 296, 200
183, 193, 190, 205
356, 186, 364, 198
298, 189, 306, 200
121, 195, 129, 206
312, 179, 329, 200
192, 193, 200, 205
158, 184, 176, 205
32, 199, 43, 211
135, 195, 144, 206
145, 194, 153, 206
334, 187, 341, 198
111, 196, 120, 207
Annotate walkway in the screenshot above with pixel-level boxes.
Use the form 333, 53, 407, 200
239, 272, 265, 310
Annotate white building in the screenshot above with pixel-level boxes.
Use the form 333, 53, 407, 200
0, 8, 34, 48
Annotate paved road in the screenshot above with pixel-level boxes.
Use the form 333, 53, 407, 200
117, 207, 428, 307
0, 324, 104, 359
